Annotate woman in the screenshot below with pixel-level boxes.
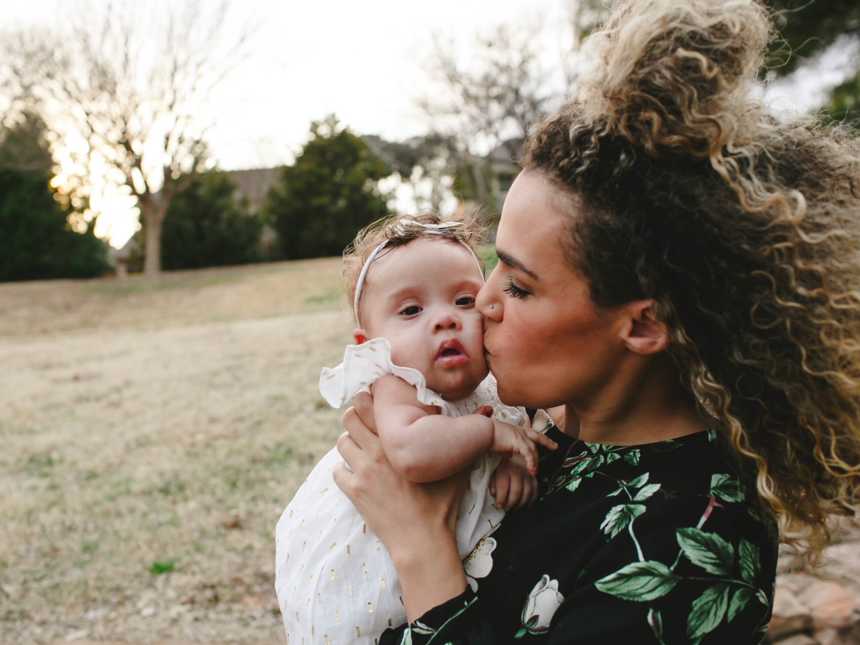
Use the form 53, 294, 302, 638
334, 0, 860, 642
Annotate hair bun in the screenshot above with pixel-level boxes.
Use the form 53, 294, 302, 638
576, 0, 770, 158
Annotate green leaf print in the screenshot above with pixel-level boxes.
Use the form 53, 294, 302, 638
623, 449, 641, 466
634, 483, 661, 501
687, 584, 731, 640
647, 608, 665, 643
728, 587, 754, 623
411, 621, 435, 635
595, 560, 678, 602
570, 458, 594, 477
627, 473, 649, 488
676, 527, 735, 576
710, 474, 745, 503
600, 504, 646, 539
738, 539, 761, 583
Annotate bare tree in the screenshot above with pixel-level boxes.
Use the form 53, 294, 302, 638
2, 0, 256, 276
417, 3, 611, 219
419, 22, 553, 215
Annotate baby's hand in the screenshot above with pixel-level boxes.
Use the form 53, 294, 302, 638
489, 457, 538, 510
490, 419, 558, 476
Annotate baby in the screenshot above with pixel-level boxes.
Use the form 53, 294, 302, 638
274, 214, 556, 644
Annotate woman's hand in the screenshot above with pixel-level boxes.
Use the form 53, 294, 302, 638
333, 391, 469, 620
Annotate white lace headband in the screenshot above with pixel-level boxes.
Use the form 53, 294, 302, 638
352, 218, 484, 325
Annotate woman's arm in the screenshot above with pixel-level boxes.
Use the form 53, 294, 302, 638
333, 393, 469, 619
372, 375, 555, 482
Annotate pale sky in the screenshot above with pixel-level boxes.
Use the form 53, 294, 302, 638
3, 1, 855, 247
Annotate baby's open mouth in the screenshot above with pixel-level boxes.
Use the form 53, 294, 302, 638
435, 339, 468, 362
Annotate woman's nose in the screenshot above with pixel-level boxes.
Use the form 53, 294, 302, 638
476, 268, 502, 321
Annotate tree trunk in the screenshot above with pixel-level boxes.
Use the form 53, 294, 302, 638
469, 159, 489, 210
141, 197, 166, 277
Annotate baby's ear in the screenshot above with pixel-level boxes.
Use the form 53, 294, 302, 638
353, 328, 368, 345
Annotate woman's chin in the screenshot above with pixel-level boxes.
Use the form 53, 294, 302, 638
495, 382, 527, 407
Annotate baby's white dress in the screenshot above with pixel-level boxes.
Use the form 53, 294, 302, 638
275, 337, 528, 645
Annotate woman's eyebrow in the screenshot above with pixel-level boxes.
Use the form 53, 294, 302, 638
496, 249, 540, 281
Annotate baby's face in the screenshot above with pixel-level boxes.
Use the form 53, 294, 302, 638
359, 238, 488, 401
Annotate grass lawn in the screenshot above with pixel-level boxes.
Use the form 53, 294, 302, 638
0, 258, 352, 643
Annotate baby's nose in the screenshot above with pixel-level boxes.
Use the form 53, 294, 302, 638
433, 311, 460, 332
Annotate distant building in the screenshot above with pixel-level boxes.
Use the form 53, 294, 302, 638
225, 167, 282, 213
225, 166, 283, 256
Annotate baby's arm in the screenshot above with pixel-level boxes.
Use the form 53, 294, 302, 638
372, 375, 556, 483
372, 375, 494, 483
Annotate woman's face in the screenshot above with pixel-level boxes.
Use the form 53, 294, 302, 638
476, 170, 627, 409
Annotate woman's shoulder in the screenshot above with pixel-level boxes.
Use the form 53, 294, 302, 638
541, 428, 778, 568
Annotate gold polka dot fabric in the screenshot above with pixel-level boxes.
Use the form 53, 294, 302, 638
275, 341, 528, 644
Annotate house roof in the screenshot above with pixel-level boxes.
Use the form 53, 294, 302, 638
225, 167, 282, 213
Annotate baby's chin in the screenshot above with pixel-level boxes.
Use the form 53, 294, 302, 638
433, 367, 489, 402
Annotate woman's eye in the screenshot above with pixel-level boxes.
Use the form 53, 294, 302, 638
399, 305, 422, 316
455, 295, 476, 307
503, 279, 531, 299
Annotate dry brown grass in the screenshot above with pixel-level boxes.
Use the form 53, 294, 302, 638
0, 259, 354, 644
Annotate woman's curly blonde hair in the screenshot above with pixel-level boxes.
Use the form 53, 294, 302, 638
524, 0, 860, 558
343, 212, 485, 320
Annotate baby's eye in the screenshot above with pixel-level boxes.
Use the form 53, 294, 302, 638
399, 305, 422, 317
455, 295, 476, 307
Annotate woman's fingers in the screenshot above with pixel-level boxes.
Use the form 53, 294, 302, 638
332, 460, 355, 496
341, 406, 382, 457
336, 431, 359, 467
351, 391, 378, 433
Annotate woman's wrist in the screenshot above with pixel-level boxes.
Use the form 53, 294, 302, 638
391, 527, 468, 621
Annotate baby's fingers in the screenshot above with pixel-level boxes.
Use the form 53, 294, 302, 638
516, 476, 538, 509
517, 439, 539, 476
530, 429, 559, 451
505, 472, 523, 510
493, 472, 511, 509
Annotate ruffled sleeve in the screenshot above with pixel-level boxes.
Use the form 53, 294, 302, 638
318, 337, 448, 409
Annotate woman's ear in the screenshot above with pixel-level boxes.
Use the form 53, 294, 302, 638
620, 300, 668, 355
353, 328, 368, 345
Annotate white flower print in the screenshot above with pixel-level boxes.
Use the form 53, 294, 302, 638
463, 536, 497, 592
515, 574, 565, 638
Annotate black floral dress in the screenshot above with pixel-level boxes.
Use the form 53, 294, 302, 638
380, 427, 778, 645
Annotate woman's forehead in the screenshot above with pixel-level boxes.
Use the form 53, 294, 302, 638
497, 172, 575, 282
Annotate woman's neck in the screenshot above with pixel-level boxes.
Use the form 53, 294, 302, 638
564, 355, 704, 445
